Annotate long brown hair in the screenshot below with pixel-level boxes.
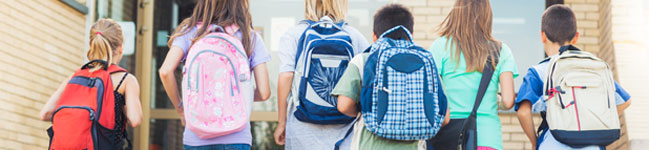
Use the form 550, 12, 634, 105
88, 19, 123, 68
439, 0, 501, 72
168, 0, 254, 56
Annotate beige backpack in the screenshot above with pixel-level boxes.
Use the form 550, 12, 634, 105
543, 45, 620, 147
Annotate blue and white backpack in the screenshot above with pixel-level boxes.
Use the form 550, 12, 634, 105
291, 17, 356, 124
360, 26, 447, 140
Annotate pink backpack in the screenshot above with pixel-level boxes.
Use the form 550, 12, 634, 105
181, 25, 252, 139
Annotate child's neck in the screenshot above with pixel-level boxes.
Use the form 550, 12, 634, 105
545, 42, 571, 56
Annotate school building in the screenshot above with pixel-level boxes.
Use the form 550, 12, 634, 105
0, 0, 647, 150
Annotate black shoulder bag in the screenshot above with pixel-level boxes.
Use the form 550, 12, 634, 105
427, 49, 500, 150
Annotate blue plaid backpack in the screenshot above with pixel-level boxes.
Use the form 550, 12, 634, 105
291, 17, 356, 124
360, 26, 447, 140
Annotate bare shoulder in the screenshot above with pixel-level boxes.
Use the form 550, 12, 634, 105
125, 73, 139, 86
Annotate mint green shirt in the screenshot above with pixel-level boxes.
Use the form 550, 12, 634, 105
428, 36, 519, 150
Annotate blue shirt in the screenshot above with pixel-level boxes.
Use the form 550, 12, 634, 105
514, 56, 631, 150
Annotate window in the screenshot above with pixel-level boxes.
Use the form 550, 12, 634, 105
491, 0, 545, 90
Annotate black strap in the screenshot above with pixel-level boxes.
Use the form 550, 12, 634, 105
123, 131, 133, 150
468, 52, 499, 118
81, 59, 109, 70
115, 73, 128, 90
558, 45, 580, 54
537, 111, 548, 135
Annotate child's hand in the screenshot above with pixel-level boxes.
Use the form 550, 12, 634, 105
39, 107, 55, 121
497, 94, 508, 110
274, 123, 286, 145
39, 101, 57, 121
178, 110, 185, 126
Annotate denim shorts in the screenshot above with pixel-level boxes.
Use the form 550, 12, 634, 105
183, 144, 251, 150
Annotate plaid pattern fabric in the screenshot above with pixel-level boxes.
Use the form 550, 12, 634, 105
363, 38, 445, 140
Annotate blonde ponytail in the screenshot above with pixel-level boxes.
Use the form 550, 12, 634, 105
87, 19, 124, 69
87, 33, 113, 68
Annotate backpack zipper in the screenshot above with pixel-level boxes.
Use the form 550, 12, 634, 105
188, 32, 249, 94
52, 106, 96, 122
187, 50, 241, 95
302, 39, 353, 77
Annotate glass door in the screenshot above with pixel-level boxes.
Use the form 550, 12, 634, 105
146, 0, 195, 149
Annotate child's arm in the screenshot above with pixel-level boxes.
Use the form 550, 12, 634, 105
252, 63, 271, 101
499, 72, 516, 109
337, 95, 358, 117
617, 99, 631, 114
614, 82, 632, 114
274, 72, 293, 145
517, 101, 537, 149
123, 74, 143, 127
159, 46, 185, 125
443, 108, 450, 126
39, 76, 72, 121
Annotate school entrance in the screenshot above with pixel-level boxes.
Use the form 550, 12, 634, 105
105, 0, 388, 149
88, 0, 626, 149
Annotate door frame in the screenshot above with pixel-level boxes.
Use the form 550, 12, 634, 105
134, 0, 153, 149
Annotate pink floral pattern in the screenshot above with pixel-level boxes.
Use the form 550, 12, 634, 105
181, 28, 252, 139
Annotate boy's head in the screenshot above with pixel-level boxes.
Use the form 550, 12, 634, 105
541, 5, 579, 46
373, 4, 414, 41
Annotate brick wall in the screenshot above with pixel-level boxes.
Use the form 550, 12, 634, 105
0, 0, 86, 149
396, 0, 626, 149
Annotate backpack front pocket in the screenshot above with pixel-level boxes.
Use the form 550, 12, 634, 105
51, 106, 96, 150
560, 72, 611, 130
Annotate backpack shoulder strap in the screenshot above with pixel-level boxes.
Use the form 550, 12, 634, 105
107, 65, 127, 74
107, 65, 128, 90
558, 45, 581, 55
81, 59, 109, 71
300, 19, 316, 25
537, 111, 549, 135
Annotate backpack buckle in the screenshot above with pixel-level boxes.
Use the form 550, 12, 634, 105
382, 87, 392, 94
88, 78, 96, 87
89, 111, 95, 121
239, 74, 248, 81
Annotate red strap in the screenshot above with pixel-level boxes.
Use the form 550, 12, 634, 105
547, 88, 559, 100
107, 65, 127, 73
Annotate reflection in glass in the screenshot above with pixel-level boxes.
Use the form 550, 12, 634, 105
96, 0, 138, 72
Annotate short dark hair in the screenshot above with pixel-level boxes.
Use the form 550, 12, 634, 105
542, 5, 577, 44
373, 4, 414, 40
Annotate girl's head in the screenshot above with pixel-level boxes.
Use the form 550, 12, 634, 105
88, 18, 124, 68
439, 0, 500, 72
305, 0, 348, 22
168, 0, 254, 56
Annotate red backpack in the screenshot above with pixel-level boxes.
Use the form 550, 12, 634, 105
47, 60, 130, 150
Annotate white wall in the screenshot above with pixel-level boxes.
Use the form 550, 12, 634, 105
611, 0, 649, 148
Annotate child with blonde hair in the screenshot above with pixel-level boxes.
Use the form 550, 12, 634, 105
274, 0, 369, 149
40, 18, 142, 149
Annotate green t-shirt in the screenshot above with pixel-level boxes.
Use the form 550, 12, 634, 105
428, 36, 519, 150
331, 53, 419, 150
